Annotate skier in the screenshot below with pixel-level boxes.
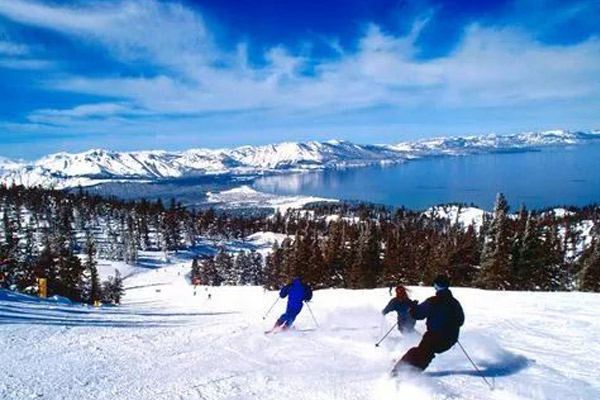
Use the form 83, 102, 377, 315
382, 285, 417, 334
393, 274, 464, 373
272, 277, 313, 331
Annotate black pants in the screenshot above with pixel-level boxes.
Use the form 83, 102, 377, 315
399, 330, 457, 371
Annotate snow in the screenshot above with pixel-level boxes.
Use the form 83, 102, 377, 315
245, 232, 289, 247
2, 129, 600, 189
424, 205, 489, 231
206, 185, 336, 213
541, 208, 575, 218
1, 253, 599, 400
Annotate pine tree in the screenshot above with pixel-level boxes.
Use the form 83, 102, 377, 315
280, 237, 296, 283
515, 212, 543, 290
263, 242, 283, 289
102, 269, 124, 304
580, 240, 600, 292
55, 247, 85, 301
123, 213, 138, 265
215, 248, 235, 285
448, 224, 480, 286
190, 257, 201, 283
477, 193, 513, 290
34, 246, 56, 294
236, 251, 252, 285
382, 229, 401, 286
200, 256, 222, 286
538, 222, 565, 290
82, 232, 101, 304
349, 222, 381, 288
249, 250, 263, 286
1, 207, 19, 287
323, 222, 345, 287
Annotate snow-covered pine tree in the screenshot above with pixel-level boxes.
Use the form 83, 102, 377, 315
190, 257, 201, 283
477, 193, 513, 290
102, 269, 124, 304
215, 247, 235, 285
236, 251, 253, 285
123, 213, 138, 265
580, 238, 600, 292
158, 213, 169, 262
263, 242, 283, 289
183, 210, 197, 248
249, 250, 263, 286
200, 256, 222, 286
81, 231, 101, 304
166, 198, 182, 251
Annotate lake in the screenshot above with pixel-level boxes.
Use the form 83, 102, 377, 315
253, 144, 600, 211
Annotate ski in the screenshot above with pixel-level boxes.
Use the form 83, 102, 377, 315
264, 327, 315, 335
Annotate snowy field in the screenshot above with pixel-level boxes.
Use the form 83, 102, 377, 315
1, 254, 599, 400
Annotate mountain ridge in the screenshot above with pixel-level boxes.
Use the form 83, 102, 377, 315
2, 129, 599, 188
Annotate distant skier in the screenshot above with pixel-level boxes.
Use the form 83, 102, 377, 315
393, 275, 464, 373
382, 285, 417, 334
272, 277, 313, 331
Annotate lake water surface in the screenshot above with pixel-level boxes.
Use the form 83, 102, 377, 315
253, 144, 600, 211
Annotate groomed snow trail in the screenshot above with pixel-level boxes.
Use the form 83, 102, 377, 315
1, 257, 599, 400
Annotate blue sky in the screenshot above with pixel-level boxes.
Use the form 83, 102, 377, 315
0, 0, 599, 159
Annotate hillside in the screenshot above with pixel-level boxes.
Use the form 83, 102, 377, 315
1, 252, 599, 400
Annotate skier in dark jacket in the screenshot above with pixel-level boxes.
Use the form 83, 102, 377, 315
382, 285, 417, 334
273, 277, 313, 330
394, 274, 464, 373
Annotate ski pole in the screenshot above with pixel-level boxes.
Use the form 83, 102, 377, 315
305, 301, 319, 327
457, 340, 494, 390
375, 322, 398, 347
262, 297, 280, 320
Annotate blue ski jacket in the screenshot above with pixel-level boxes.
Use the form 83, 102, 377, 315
280, 278, 313, 313
383, 297, 417, 331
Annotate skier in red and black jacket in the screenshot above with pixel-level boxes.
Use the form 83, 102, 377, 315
394, 274, 464, 373
382, 285, 417, 334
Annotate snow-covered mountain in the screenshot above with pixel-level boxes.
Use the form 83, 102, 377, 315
1, 129, 599, 188
388, 129, 600, 155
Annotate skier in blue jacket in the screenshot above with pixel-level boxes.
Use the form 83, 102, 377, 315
273, 277, 313, 331
382, 285, 417, 334
393, 275, 464, 373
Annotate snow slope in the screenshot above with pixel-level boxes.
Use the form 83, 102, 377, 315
206, 185, 336, 213
1, 253, 599, 400
2, 130, 599, 188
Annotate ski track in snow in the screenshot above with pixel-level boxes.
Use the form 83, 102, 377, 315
1, 255, 599, 400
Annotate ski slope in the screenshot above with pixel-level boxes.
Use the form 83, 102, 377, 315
1, 255, 599, 400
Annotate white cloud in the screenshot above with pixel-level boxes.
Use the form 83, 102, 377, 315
0, 0, 599, 131
0, 40, 28, 55
0, 58, 51, 70
27, 102, 138, 124
0, 0, 215, 74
